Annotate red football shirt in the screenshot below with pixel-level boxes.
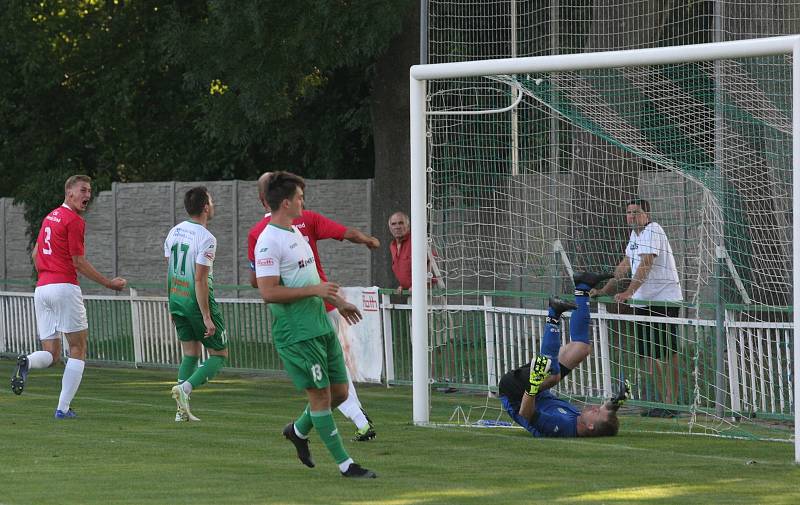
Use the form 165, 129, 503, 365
35, 204, 85, 286
390, 233, 439, 290
390, 233, 412, 289
248, 210, 347, 311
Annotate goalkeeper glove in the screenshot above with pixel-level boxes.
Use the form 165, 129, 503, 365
528, 355, 552, 395
606, 379, 631, 411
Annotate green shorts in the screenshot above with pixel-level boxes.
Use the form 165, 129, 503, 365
278, 332, 348, 390
171, 311, 228, 351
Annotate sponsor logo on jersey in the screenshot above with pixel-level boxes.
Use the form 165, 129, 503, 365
297, 256, 315, 269
257, 258, 274, 267
558, 407, 567, 414
289, 242, 298, 249
294, 222, 306, 229
46, 214, 62, 223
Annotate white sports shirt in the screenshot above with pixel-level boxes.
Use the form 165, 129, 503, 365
625, 221, 683, 303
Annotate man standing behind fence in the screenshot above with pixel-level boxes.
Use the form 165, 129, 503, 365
590, 199, 683, 418
248, 171, 380, 442
164, 186, 228, 422
255, 171, 376, 478
10, 175, 127, 418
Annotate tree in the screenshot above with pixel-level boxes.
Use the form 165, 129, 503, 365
0, 0, 416, 249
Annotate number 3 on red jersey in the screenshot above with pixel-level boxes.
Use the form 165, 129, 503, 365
41, 226, 53, 255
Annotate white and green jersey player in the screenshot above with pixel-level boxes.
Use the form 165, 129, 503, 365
164, 220, 227, 350
254, 223, 347, 388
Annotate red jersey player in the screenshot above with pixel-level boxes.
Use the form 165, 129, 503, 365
247, 172, 380, 441
10, 175, 126, 419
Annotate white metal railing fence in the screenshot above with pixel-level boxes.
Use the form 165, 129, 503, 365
1, 289, 793, 416
380, 295, 794, 417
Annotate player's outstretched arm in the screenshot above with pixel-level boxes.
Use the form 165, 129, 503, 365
343, 228, 380, 250
73, 255, 126, 290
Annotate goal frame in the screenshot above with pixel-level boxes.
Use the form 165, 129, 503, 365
408, 35, 800, 462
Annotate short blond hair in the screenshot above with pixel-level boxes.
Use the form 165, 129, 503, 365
65, 175, 91, 194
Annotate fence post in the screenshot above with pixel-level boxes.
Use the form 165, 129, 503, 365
483, 295, 496, 392
715, 247, 730, 417
130, 287, 144, 366
725, 308, 742, 415
0, 293, 6, 353
597, 302, 613, 396
381, 293, 395, 385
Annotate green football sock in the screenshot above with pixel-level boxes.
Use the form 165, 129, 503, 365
310, 410, 349, 464
294, 404, 313, 437
187, 356, 225, 388
178, 356, 199, 383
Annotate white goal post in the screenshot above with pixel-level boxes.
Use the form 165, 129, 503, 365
409, 35, 800, 462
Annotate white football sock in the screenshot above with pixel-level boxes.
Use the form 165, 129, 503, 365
27, 350, 54, 369
57, 358, 85, 412
337, 377, 369, 430
182, 381, 193, 395
338, 458, 354, 473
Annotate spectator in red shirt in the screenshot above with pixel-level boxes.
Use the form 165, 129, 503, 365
10, 175, 127, 419
388, 211, 412, 294
388, 211, 439, 295
388, 211, 454, 386
247, 172, 381, 441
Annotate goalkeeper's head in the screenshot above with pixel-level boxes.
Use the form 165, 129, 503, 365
576, 404, 620, 437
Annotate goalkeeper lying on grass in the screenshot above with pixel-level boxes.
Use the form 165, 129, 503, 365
498, 272, 629, 438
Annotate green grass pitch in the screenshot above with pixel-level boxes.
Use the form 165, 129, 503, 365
1, 360, 799, 505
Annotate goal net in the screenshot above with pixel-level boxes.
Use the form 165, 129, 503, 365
409, 37, 798, 447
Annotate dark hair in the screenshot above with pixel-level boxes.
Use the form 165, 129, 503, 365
591, 414, 620, 437
184, 186, 210, 216
627, 198, 650, 214
266, 171, 305, 211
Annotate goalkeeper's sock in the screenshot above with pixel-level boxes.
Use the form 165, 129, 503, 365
540, 321, 562, 376
187, 356, 225, 389
177, 356, 199, 383
294, 404, 313, 438
310, 410, 350, 465
569, 292, 591, 344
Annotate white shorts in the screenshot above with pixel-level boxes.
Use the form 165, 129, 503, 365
34, 283, 89, 340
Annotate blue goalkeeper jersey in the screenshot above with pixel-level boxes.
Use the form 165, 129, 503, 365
529, 391, 579, 438
498, 364, 580, 438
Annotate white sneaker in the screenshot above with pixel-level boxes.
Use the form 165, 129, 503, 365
175, 409, 189, 422
171, 385, 200, 421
